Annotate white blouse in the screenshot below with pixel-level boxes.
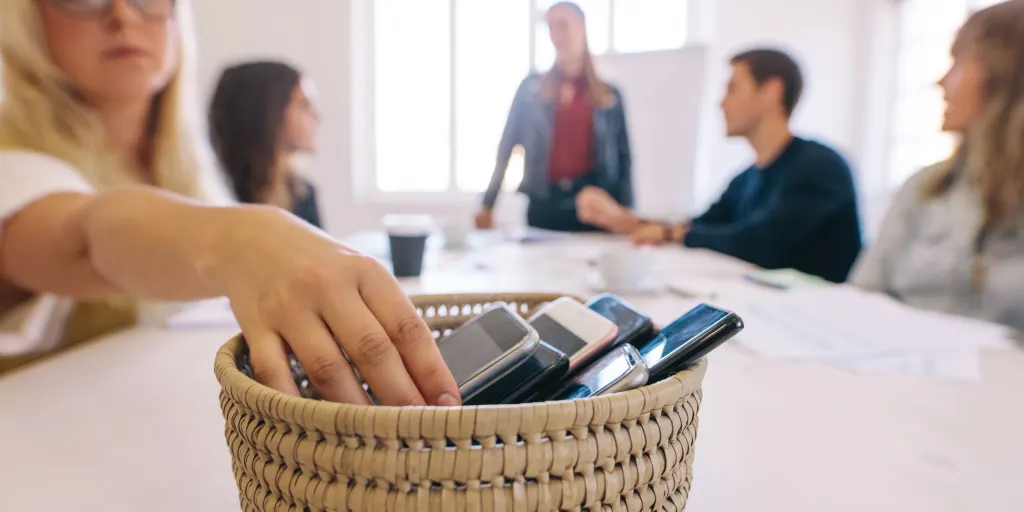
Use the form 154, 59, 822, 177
0, 150, 93, 356
0, 150, 94, 221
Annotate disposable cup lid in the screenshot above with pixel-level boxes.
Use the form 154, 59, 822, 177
383, 214, 434, 234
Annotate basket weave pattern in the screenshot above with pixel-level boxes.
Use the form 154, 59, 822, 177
216, 293, 707, 511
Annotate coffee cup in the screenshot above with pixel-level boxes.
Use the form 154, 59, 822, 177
597, 244, 657, 292
383, 215, 433, 278
439, 217, 472, 250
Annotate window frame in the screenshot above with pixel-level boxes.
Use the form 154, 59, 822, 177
884, 0, 1001, 191
351, 0, 696, 202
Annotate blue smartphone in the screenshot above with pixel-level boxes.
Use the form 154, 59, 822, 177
585, 293, 655, 348
637, 303, 743, 381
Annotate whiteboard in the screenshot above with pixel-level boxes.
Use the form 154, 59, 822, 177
595, 46, 708, 219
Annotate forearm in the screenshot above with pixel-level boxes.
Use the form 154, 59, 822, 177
483, 153, 513, 209
79, 186, 272, 301
482, 179, 502, 209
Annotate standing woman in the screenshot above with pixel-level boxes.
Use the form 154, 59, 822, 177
474, 1, 634, 232
209, 61, 323, 228
852, 0, 1024, 331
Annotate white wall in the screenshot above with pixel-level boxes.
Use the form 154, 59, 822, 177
595, 48, 708, 219
192, 0, 899, 238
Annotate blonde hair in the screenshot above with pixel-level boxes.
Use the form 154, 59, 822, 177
539, 1, 614, 109
922, 0, 1024, 234
0, 0, 227, 203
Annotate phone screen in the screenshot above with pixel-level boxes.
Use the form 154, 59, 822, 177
559, 346, 638, 399
588, 296, 650, 338
466, 341, 568, 405
530, 314, 587, 356
438, 307, 531, 385
638, 304, 729, 371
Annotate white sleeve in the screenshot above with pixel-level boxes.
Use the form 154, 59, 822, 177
0, 150, 94, 222
0, 151, 93, 355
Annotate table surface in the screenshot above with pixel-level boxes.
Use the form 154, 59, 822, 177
2, 233, 1023, 512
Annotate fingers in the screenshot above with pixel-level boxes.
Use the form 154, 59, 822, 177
630, 226, 664, 246
321, 285, 434, 407
355, 263, 462, 407
283, 312, 372, 405
245, 328, 301, 396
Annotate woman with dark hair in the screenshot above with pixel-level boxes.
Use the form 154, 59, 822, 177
209, 61, 323, 227
474, 1, 634, 232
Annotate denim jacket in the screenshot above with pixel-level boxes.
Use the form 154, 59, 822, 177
482, 74, 634, 209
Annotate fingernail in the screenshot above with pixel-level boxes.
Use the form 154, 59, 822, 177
436, 392, 461, 407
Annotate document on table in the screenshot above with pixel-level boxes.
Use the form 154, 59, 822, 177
160, 298, 239, 329
732, 285, 1014, 381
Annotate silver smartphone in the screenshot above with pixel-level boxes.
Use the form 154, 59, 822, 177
436, 302, 541, 401
552, 344, 649, 400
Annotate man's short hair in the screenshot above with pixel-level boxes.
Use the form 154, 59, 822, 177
730, 48, 804, 116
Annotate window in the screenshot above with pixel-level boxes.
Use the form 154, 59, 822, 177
886, 0, 1003, 188
367, 0, 693, 196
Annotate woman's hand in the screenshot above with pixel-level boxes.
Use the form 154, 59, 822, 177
202, 208, 461, 407
474, 209, 494, 230
576, 186, 638, 234
630, 222, 667, 246
631, 221, 687, 246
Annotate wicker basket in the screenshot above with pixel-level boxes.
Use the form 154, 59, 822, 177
215, 293, 707, 512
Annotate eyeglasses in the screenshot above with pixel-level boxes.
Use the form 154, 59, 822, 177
45, 0, 175, 20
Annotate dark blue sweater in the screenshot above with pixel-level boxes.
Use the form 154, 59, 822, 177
684, 137, 862, 283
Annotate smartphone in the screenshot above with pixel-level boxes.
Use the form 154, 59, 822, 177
550, 344, 649, 400
637, 303, 743, 381
585, 293, 655, 348
528, 297, 619, 372
436, 302, 540, 400
464, 341, 569, 405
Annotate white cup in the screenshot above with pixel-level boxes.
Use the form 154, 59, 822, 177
439, 217, 472, 250
597, 244, 656, 292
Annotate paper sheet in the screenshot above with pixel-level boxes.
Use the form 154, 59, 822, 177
821, 349, 982, 382
731, 285, 1014, 381
162, 298, 238, 330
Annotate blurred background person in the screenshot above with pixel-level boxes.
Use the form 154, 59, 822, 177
580, 49, 863, 283
0, 0, 459, 407
852, 0, 1024, 331
209, 60, 323, 227
474, 1, 634, 233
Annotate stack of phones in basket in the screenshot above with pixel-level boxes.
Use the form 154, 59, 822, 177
433, 294, 745, 406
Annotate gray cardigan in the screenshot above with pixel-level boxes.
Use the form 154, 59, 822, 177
851, 162, 1024, 332
482, 74, 633, 209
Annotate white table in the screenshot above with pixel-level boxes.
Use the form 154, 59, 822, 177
2, 234, 1022, 511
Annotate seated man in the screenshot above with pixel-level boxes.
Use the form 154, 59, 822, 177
578, 48, 863, 283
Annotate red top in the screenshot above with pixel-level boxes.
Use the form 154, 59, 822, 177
548, 75, 595, 182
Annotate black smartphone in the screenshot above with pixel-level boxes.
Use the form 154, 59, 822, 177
436, 303, 541, 400
464, 341, 569, 405
637, 303, 743, 381
585, 293, 655, 349
549, 344, 649, 401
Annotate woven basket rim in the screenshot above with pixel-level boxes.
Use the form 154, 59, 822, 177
214, 293, 707, 437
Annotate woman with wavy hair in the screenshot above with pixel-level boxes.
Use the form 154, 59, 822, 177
853, 0, 1024, 331
0, 0, 459, 407
209, 60, 323, 227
